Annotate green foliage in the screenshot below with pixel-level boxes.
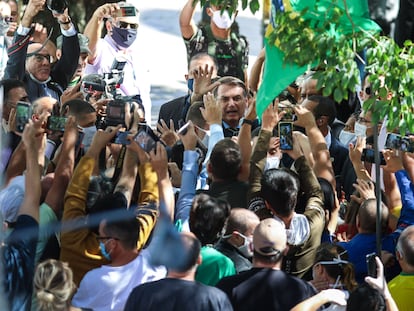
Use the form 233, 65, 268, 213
198, 0, 260, 14
211, 0, 414, 134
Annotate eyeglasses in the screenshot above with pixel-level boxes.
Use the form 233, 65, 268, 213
116, 21, 139, 29
28, 54, 52, 63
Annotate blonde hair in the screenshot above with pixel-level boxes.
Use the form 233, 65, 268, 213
34, 259, 76, 311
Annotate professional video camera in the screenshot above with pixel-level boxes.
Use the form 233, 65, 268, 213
103, 57, 127, 100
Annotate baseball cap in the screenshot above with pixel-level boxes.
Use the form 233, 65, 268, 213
56, 33, 91, 54
0, 175, 25, 223
253, 218, 287, 256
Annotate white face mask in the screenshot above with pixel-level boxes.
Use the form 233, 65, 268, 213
264, 155, 281, 171
339, 130, 356, 146
211, 9, 235, 29
354, 122, 367, 138
80, 125, 97, 152
237, 232, 253, 258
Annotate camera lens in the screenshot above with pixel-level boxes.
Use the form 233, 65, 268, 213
47, 0, 68, 14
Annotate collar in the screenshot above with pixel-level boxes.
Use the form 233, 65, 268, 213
222, 120, 240, 130
273, 212, 310, 246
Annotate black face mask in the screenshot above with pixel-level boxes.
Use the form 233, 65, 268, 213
111, 26, 137, 48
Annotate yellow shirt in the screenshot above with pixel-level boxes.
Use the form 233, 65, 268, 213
388, 272, 414, 311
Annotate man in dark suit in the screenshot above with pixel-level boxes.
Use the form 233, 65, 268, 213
303, 95, 357, 198
158, 52, 218, 129
5, 0, 79, 103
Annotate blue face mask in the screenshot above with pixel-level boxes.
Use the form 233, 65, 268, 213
111, 26, 137, 48
187, 78, 194, 92
99, 241, 112, 261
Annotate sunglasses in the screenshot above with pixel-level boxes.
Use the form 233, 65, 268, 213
0, 16, 13, 23
117, 21, 139, 30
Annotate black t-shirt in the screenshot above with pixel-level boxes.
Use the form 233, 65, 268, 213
124, 278, 233, 311
216, 267, 317, 311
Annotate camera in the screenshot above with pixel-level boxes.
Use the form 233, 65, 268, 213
103, 57, 127, 100
279, 122, 293, 150
15, 101, 32, 133
46, 0, 68, 14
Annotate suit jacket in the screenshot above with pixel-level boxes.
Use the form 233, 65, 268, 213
158, 95, 190, 129
5, 32, 80, 102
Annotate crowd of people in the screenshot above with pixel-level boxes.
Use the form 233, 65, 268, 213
1, 0, 414, 310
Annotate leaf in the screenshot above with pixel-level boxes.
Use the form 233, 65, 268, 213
249, 0, 260, 14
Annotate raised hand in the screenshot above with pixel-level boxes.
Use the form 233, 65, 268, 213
157, 119, 179, 147
201, 92, 222, 125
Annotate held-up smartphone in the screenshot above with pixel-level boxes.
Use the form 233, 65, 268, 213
47, 116, 68, 132
106, 100, 126, 127
385, 133, 402, 150
279, 122, 293, 150
361, 148, 386, 165
113, 131, 131, 145
134, 124, 159, 153
15, 101, 32, 133
177, 122, 190, 136
117, 4, 137, 17
366, 252, 378, 278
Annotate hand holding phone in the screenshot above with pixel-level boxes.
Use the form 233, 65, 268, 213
15, 102, 32, 133
361, 148, 386, 165
279, 122, 293, 150
134, 124, 159, 153
366, 253, 378, 278
47, 116, 68, 132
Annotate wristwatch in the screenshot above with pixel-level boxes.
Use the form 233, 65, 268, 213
242, 118, 255, 126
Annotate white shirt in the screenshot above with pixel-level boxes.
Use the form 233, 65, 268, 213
85, 36, 152, 122
72, 249, 166, 311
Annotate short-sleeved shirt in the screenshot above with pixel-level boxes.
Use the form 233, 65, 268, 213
3, 214, 39, 311
124, 278, 233, 311
196, 246, 236, 286
216, 267, 317, 311
388, 273, 414, 310
184, 25, 248, 82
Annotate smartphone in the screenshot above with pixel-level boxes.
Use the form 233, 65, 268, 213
15, 102, 32, 133
106, 100, 126, 127
47, 116, 67, 132
279, 122, 293, 150
134, 124, 159, 152
385, 133, 402, 150
366, 252, 377, 278
111, 58, 127, 71
113, 131, 131, 145
117, 5, 137, 17
400, 137, 414, 153
177, 122, 190, 136
361, 148, 386, 165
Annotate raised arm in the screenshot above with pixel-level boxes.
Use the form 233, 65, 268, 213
44, 116, 78, 216
83, 3, 119, 63
237, 94, 256, 181
179, 0, 198, 39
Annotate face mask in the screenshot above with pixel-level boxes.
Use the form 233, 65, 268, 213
354, 122, 367, 138
99, 241, 112, 261
187, 78, 194, 92
264, 155, 280, 171
80, 125, 97, 152
111, 26, 137, 48
237, 232, 253, 258
211, 9, 235, 29
339, 130, 356, 146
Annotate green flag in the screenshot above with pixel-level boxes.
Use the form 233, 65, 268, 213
256, 0, 381, 118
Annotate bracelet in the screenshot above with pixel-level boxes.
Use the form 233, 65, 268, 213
58, 17, 72, 25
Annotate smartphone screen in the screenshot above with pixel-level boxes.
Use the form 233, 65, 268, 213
113, 131, 131, 145
117, 6, 137, 17
135, 125, 158, 152
16, 102, 32, 133
47, 116, 67, 132
361, 148, 386, 165
385, 133, 402, 150
279, 122, 293, 150
366, 253, 377, 278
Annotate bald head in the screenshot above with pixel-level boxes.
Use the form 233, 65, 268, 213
224, 208, 260, 236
